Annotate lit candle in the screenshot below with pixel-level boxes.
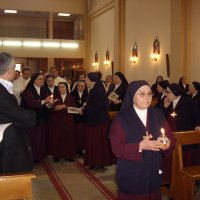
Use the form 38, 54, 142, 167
143, 131, 149, 139
160, 128, 165, 137
160, 128, 167, 145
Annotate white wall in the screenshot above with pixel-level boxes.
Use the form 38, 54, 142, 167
88, 0, 171, 83
191, 0, 200, 82
90, 8, 114, 79
88, 0, 113, 12
124, 0, 171, 85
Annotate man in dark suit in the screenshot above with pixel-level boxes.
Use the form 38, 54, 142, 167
0, 52, 36, 173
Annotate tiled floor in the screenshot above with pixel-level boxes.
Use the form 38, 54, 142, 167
32, 163, 60, 200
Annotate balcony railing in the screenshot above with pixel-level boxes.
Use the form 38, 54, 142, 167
0, 25, 84, 40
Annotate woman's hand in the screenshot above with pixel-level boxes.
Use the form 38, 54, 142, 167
79, 107, 84, 115
139, 137, 162, 151
54, 104, 66, 110
112, 99, 121, 104
139, 136, 171, 151
159, 139, 171, 150
195, 126, 200, 132
44, 95, 54, 104
164, 97, 171, 108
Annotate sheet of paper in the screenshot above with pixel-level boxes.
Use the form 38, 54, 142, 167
67, 107, 81, 114
0, 123, 12, 143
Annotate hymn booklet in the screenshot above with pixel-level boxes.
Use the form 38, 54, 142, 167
108, 91, 119, 101
67, 107, 81, 114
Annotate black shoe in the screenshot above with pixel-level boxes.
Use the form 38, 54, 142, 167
89, 166, 96, 170
93, 166, 100, 170
89, 166, 101, 170
65, 158, 74, 162
78, 150, 85, 156
54, 158, 59, 162
99, 166, 105, 169
34, 160, 41, 163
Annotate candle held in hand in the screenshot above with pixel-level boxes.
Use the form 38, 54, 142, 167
161, 128, 165, 136
158, 128, 168, 145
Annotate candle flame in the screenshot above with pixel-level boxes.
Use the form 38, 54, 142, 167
161, 128, 165, 135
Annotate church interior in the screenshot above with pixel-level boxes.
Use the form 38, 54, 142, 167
1, 0, 200, 199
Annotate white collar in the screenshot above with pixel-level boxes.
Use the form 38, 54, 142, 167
173, 96, 181, 109
61, 93, 67, 102
78, 91, 83, 96
192, 92, 198, 98
0, 78, 13, 94
33, 84, 40, 95
114, 83, 121, 91
133, 105, 147, 126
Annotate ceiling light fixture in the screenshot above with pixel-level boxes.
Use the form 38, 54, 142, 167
58, 13, 71, 17
4, 10, 17, 14
42, 42, 60, 47
23, 41, 42, 47
3, 41, 22, 46
61, 43, 79, 48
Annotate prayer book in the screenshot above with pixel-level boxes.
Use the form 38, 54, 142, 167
108, 91, 119, 101
67, 107, 81, 114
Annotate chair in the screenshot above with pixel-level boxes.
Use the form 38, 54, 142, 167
170, 131, 200, 200
0, 173, 36, 200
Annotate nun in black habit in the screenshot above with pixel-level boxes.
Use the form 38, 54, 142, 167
163, 83, 200, 131
110, 80, 175, 200
83, 72, 113, 169
107, 72, 128, 111
154, 80, 169, 110
71, 80, 88, 155
189, 81, 200, 112
20, 73, 53, 162
161, 83, 200, 181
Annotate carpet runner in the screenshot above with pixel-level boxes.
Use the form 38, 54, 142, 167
42, 159, 117, 200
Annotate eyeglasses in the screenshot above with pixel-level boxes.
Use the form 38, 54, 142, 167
135, 92, 153, 97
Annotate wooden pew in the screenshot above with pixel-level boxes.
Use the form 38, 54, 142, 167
170, 131, 200, 200
0, 173, 36, 200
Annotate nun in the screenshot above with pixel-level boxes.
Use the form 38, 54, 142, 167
110, 80, 175, 200
154, 80, 169, 110
189, 81, 200, 112
83, 72, 113, 170
163, 83, 199, 131
20, 72, 53, 162
71, 80, 88, 156
107, 71, 128, 111
162, 83, 200, 183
